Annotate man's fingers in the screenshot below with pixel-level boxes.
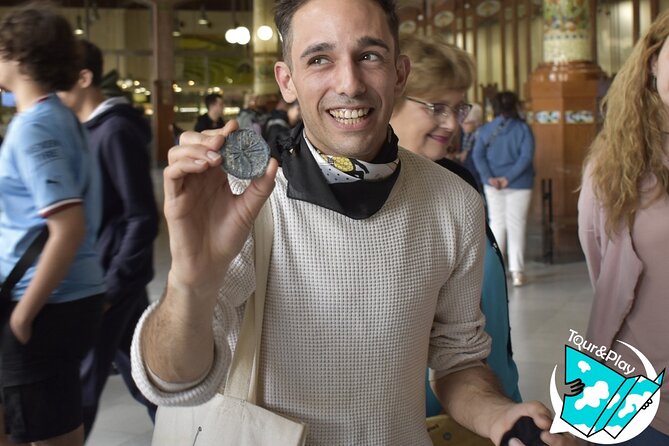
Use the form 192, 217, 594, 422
201, 119, 240, 137
508, 439, 525, 446
521, 400, 553, 424
167, 143, 223, 167
251, 157, 279, 196
540, 431, 577, 446
163, 155, 224, 200
178, 131, 226, 151
238, 158, 278, 219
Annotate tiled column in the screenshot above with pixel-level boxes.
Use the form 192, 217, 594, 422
527, 0, 604, 261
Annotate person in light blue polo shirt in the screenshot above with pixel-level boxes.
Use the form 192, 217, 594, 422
0, 4, 105, 445
0, 97, 105, 304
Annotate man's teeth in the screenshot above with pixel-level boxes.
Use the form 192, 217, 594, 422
329, 108, 370, 121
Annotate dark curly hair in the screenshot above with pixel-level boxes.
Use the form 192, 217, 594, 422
274, 0, 399, 65
79, 39, 104, 87
0, 2, 81, 92
492, 91, 521, 120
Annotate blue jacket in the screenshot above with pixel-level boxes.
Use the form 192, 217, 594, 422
85, 100, 159, 306
472, 116, 535, 189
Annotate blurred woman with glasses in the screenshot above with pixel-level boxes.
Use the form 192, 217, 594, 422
472, 91, 535, 287
390, 34, 522, 414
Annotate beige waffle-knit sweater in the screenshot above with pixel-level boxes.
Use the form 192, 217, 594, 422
131, 148, 491, 446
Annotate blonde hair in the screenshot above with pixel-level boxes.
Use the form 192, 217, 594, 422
585, 9, 669, 235
399, 34, 474, 98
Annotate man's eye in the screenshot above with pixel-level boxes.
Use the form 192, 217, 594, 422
361, 53, 382, 62
309, 57, 330, 65
434, 105, 451, 115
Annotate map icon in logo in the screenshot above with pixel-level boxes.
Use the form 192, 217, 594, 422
550, 341, 665, 443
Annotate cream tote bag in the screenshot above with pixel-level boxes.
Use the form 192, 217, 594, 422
152, 203, 307, 446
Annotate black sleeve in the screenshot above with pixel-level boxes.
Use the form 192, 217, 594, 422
99, 119, 159, 305
435, 157, 481, 193
194, 115, 208, 132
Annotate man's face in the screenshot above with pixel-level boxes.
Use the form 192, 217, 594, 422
0, 55, 19, 91
274, 0, 409, 161
209, 97, 224, 119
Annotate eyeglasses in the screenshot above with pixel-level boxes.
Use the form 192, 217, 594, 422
404, 97, 473, 125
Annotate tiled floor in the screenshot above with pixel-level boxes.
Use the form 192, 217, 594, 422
87, 171, 594, 444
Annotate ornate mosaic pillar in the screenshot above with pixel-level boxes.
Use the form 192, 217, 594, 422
528, 0, 604, 261
543, 0, 591, 63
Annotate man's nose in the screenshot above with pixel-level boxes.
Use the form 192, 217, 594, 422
334, 59, 366, 98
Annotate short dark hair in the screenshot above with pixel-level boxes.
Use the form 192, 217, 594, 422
0, 2, 81, 91
492, 91, 521, 120
79, 39, 103, 87
274, 0, 399, 64
204, 93, 223, 109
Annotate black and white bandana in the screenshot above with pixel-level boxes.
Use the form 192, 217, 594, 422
274, 123, 401, 219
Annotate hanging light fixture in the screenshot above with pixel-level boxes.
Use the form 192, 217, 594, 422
173, 16, 182, 37
225, 28, 238, 44
224, 0, 250, 45
91, 0, 101, 22
257, 25, 273, 41
198, 4, 211, 27
235, 25, 250, 45
74, 15, 84, 35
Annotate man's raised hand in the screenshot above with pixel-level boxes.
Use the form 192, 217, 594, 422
163, 120, 278, 298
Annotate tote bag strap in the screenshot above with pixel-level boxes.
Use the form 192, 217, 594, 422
0, 226, 49, 302
483, 118, 509, 151
224, 200, 274, 403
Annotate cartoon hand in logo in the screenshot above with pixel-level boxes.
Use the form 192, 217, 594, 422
564, 378, 585, 397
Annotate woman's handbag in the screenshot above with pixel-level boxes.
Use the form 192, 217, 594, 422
151, 202, 307, 446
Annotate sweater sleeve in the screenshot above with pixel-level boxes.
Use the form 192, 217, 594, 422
472, 126, 493, 184
428, 186, 491, 380
577, 166, 603, 288
503, 122, 535, 185
131, 233, 256, 406
100, 120, 159, 305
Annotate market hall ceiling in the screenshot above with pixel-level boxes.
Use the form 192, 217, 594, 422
0, 0, 541, 14
0, 0, 253, 11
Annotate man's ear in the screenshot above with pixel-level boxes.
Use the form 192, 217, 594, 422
394, 54, 411, 98
78, 69, 94, 89
275, 61, 297, 103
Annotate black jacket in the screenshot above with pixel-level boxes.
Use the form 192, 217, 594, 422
263, 109, 290, 151
86, 102, 159, 306
194, 113, 225, 132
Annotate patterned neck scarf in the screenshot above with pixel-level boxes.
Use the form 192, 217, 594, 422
275, 122, 402, 219
304, 131, 399, 184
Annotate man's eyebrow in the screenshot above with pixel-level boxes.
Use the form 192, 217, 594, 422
300, 42, 335, 60
357, 36, 390, 52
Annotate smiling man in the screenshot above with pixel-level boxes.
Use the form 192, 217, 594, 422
131, 0, 574, 445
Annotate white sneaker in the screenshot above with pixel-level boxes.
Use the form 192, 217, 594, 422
511, 272, 525, 287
